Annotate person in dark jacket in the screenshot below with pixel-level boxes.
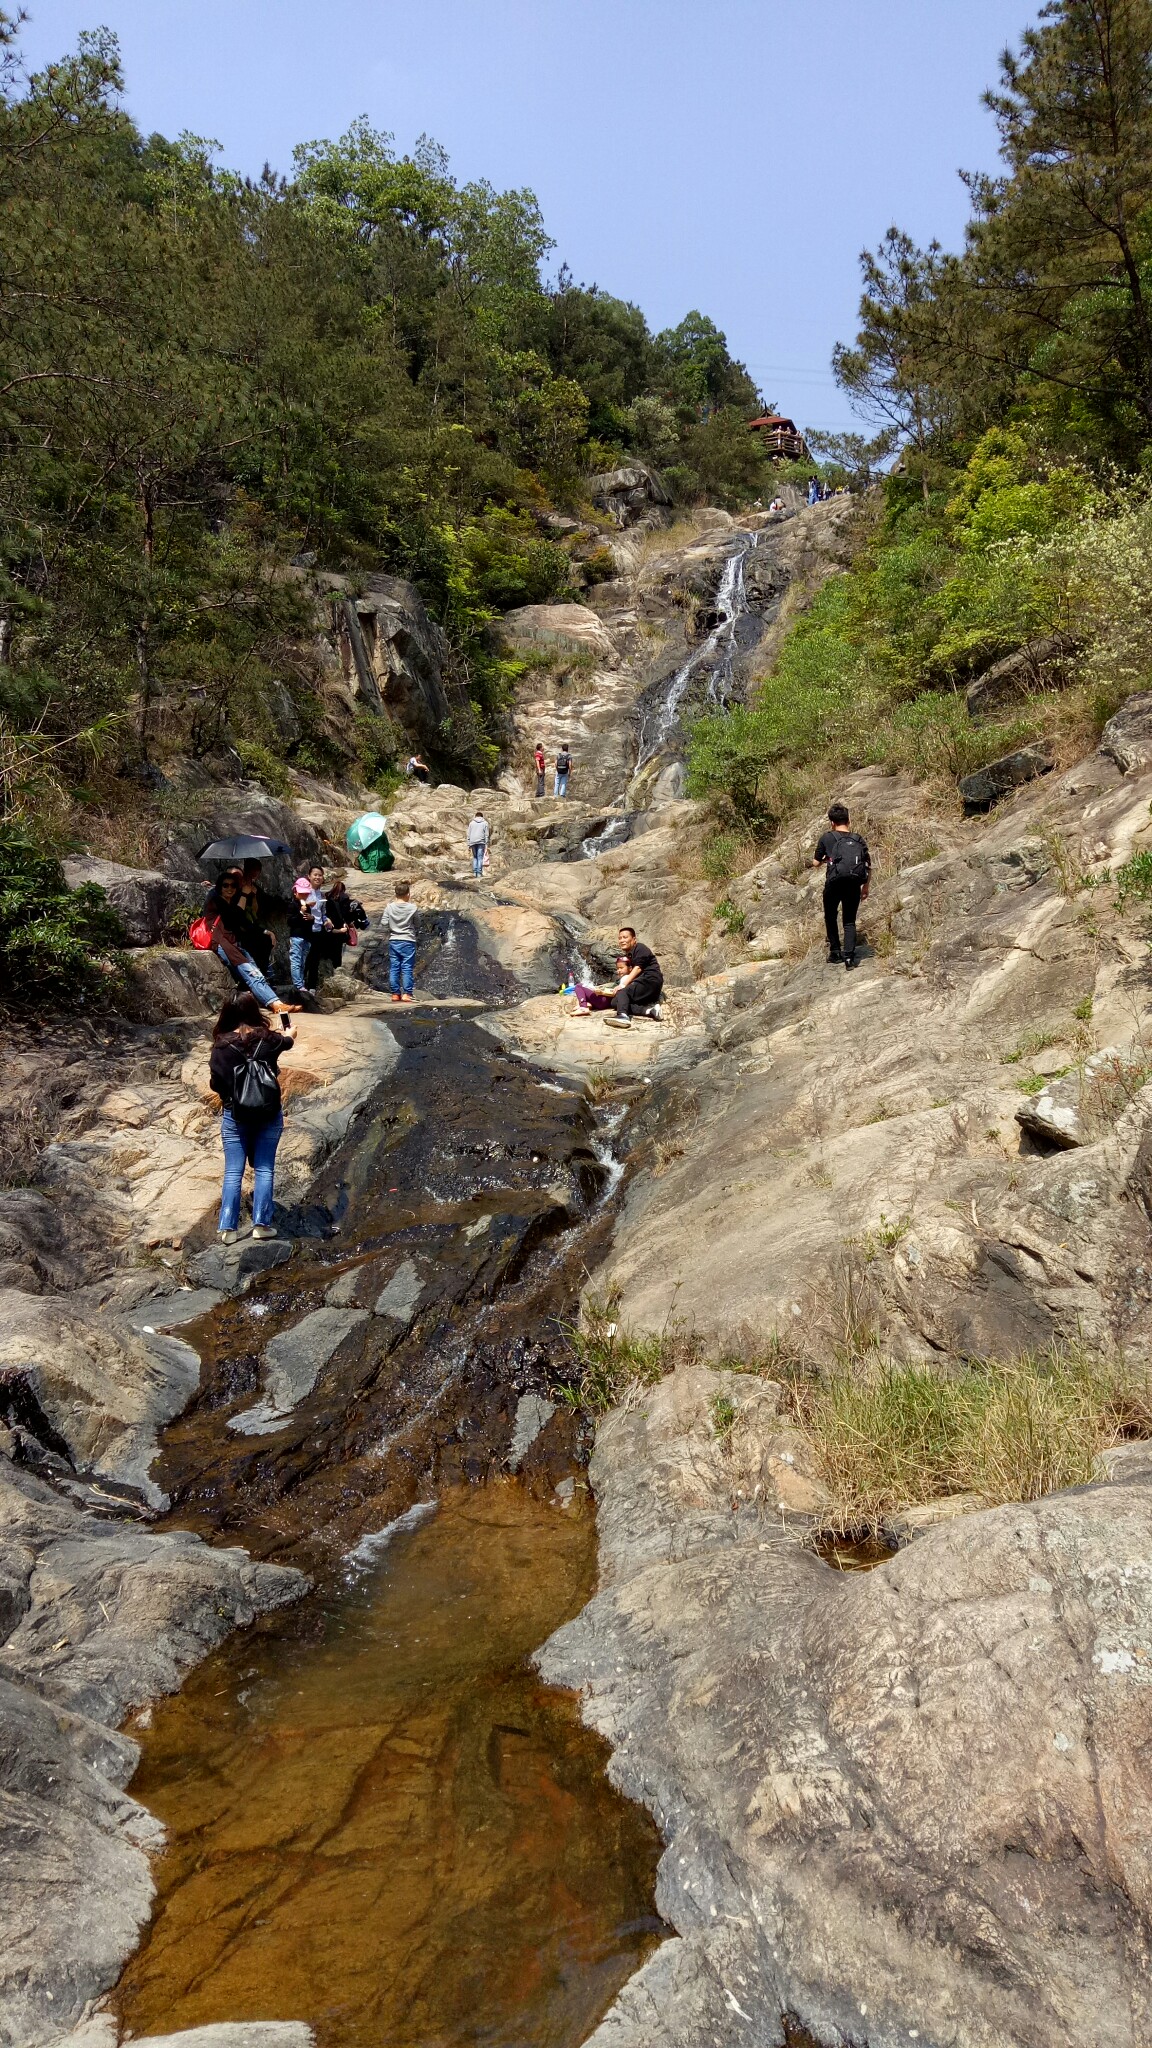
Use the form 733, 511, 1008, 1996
321, 872, 367, 975
813, 802, 871, 968
236, 858, 276, 974
208, 991, 295, 1243
605, 926, 664, 1027
206, 871, 294, 1013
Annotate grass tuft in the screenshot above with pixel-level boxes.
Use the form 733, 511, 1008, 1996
790, 1345, 1151, 1537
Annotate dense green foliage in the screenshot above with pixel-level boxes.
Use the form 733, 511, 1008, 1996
0, 827, 125, 1002
0, 18, 769, 825
691, 0, 1152, 830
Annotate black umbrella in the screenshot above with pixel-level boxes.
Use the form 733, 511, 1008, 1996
198, 834, 293, 864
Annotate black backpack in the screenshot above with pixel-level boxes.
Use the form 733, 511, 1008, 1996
557, 749, 571, 772
232, 1045, 282, 1118
828, 832, 869, 882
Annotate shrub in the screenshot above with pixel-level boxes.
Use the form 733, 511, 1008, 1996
0, 827, 126, 1006
235, 739, 293, 799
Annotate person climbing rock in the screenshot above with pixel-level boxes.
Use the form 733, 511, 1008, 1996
605, 926, 663, 1028
533, 742, 546, 797
381, 879, 419, 1002
467, 809, 490, 878
813, 802, 871, 968
554, 741, 571, 798
405, 753, 429, 782
208, 990, 295, 1242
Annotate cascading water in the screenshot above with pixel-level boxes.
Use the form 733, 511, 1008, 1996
580, 815, 630, 860
635, 529, 761, 769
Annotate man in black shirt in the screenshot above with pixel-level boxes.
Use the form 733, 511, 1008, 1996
813, 803, 871, 968
606, 926, 664, 1027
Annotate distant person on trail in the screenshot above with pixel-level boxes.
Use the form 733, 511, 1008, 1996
533, 742, 546, 797
605, 926, 664, 1028
813, 802, 871, 969
467, 809, 490, 878
807, 475, 820, 507
554, 742, 572, 798
405, 753, 429, 783
381, 880, 419, 1002
209, 990, 295, 1244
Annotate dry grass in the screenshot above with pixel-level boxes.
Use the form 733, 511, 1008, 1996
788, 1344, 1152, 1537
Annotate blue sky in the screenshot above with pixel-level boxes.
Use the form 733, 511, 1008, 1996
24, 0, 1034, 434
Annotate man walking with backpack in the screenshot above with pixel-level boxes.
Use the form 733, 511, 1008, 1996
813, 803, 870, 968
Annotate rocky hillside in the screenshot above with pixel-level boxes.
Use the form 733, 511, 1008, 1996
5, 498, 1152, 2048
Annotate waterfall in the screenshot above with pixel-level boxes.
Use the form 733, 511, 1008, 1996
636, 529, 760, 769
580, 815, 630, 860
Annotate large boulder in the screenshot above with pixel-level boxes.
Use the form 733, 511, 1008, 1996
498, 602, 619, 669
958, 739, 1054, 810
160, 783, 328, 896
123, 946, 230, 1019
586, 462, 672, 527
60, 857, 184, 948
1015, 1045, 1151, 1148
1100, 690, 1152, 773
541, 1370, 1152, 2048
0, 1289, 200, 1504
966, 632, 1077, 716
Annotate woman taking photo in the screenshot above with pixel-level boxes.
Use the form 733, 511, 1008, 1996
208, 991, 295, 1244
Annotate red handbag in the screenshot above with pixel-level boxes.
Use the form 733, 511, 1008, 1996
188, 914, 215, 951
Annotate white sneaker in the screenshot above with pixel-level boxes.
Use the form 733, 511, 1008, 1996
252, 1225, 278, 1241
648, 1002, 663, 1021
605, 1014, 631, 1029
219, 1229, 238, 1245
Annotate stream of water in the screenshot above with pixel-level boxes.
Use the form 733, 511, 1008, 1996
112, 947, 664, 2045
115, 1487, 663, 2048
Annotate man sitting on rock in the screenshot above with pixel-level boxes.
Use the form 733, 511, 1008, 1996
605, 926, 663, 1028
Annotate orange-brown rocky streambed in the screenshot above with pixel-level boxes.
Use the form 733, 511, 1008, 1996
114, 1484, 664, 2048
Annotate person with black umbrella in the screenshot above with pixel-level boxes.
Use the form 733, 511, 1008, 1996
205, 871, 298, 1014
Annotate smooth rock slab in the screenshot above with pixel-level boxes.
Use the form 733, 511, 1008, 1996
229, 1306, 368, 1434
542, 1366, 1152, 2048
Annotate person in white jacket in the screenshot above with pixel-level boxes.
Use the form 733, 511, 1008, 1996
466, 810, 490, 878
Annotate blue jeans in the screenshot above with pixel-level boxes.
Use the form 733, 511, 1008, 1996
218, 945, 279, 1008
471, 844, 486, 877
219, 1109, 283, 1230
554, 771, 568, 797
389, 937, 416, 994
288, 935, 309, 990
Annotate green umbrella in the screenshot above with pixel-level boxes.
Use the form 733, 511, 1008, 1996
346, 811, 389, 853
